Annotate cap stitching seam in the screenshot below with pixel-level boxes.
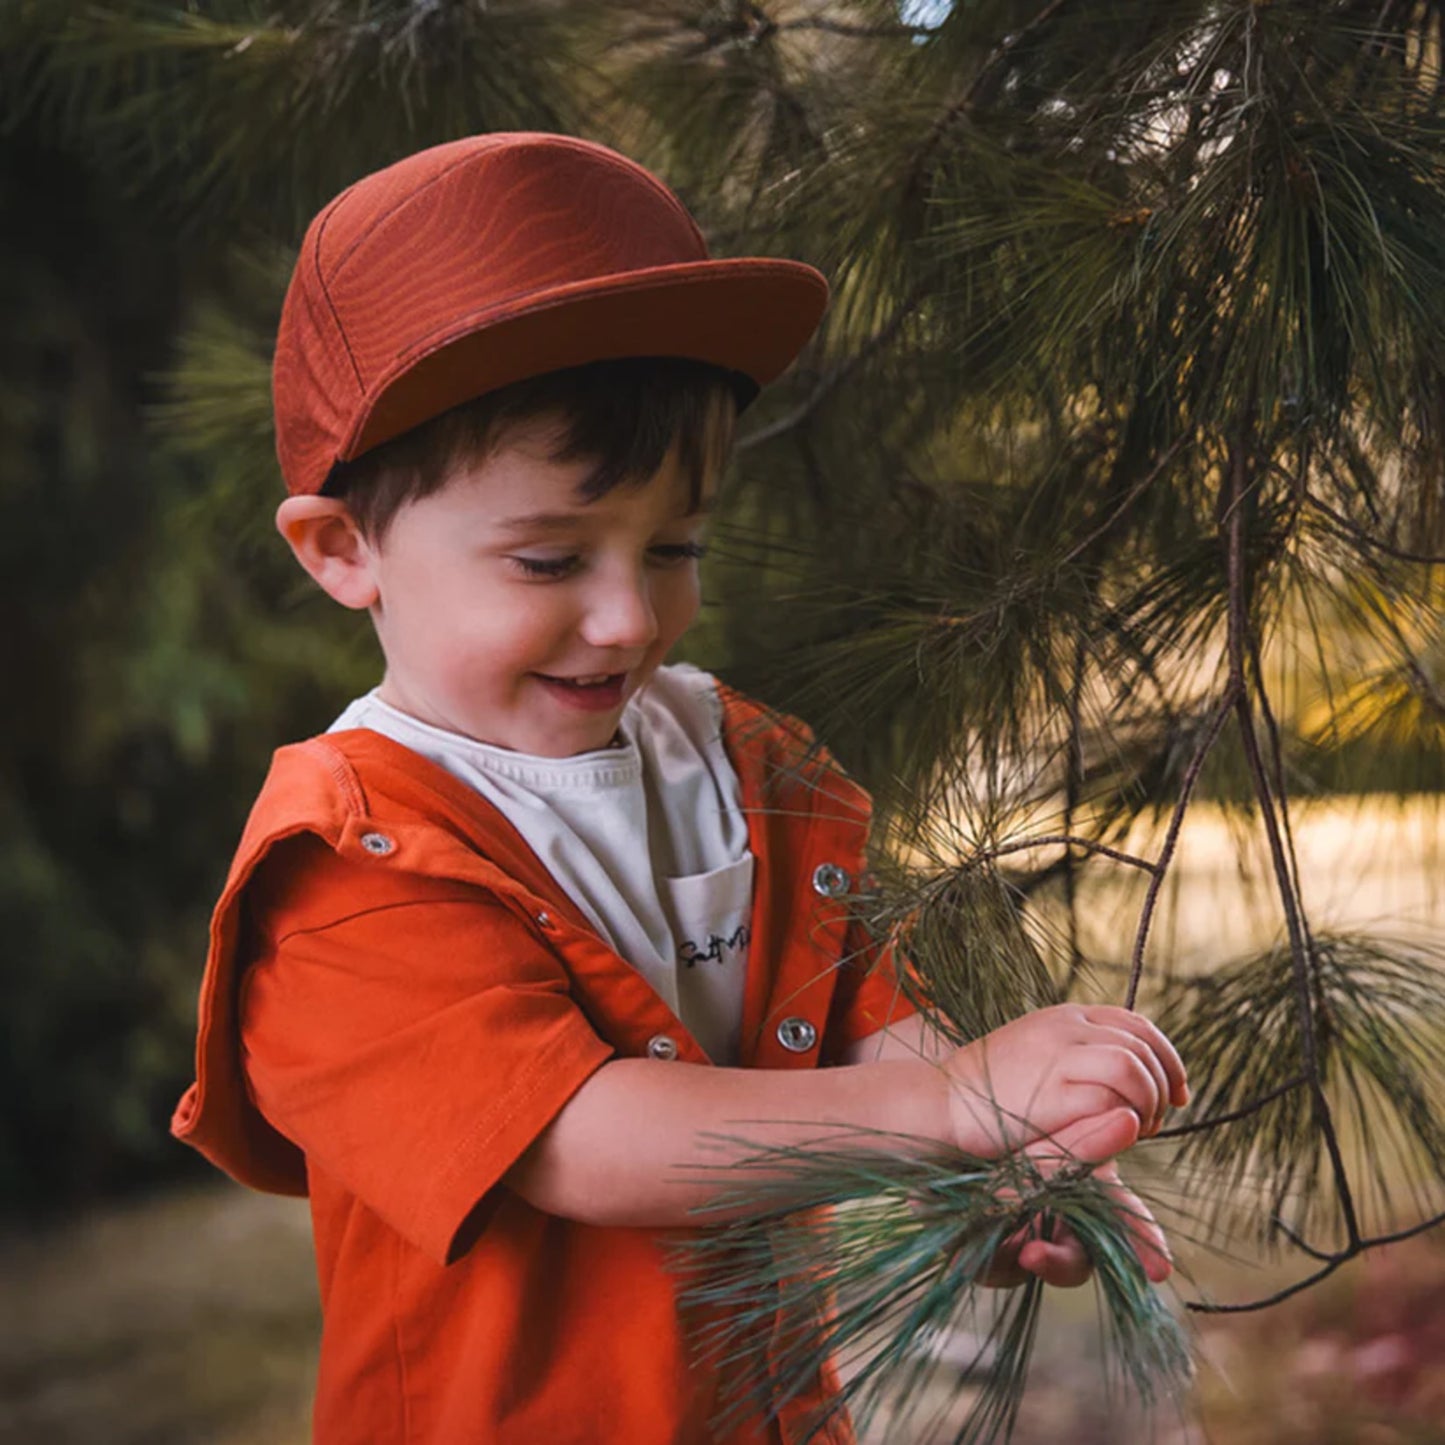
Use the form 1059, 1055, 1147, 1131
327, 135, 705, 280
310, 204, 365, 392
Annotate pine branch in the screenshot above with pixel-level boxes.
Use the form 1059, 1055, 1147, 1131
1124, 693, 1236, 1009
676, 1129, 1193, 1441
1188, 1209, 1445, 1315
1223, 427, 1363, 1249
1154, 1075, 1309, 1141
976, 835, 1158, 874
737, 287, 928, 451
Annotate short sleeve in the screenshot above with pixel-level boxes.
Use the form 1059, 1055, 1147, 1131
237, 835, 614, 1264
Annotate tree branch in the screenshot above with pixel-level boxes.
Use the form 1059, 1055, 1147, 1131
775, 19, 936, 41
929, 0, 1076, 138
1124, 692, 1236, 1009
1154, 1074, 1308, 1140
1304, 490, 1445, 565
1062, 636, 1087, 993
1224, 428, 1362, 1248
1186, 1210, 1445, 1314
736, 289, 927, 450
1059, 439, 1187, 569
973, 833, 1159, 873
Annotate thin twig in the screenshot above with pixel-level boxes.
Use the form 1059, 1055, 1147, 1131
1124, 693, 1236, 1009
1304, 490, 1445, 564
737, 290, 927, 451
1224, 429, 1362, 1248
926, 0, 1075, 140
1270, 1215, 1335, 1262
775, 18, 936, 41
1186, 1209, 1445, 1314
1063, 636, 1087, 993
1060, 439, 1186, 569
1188, 1256, 1347, 1314
973, 834, 1159, 873
1154, 1074, 1308, 1140
1246, 626, 1308, 913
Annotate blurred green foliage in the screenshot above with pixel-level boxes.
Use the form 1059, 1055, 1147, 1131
0, 114, 376, 1209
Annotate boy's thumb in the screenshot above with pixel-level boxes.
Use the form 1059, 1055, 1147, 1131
1042, 1107, 1141, 1168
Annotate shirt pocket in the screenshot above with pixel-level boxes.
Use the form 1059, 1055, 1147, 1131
663, 853, 755, 1065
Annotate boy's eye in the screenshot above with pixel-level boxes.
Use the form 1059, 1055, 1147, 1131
507, 542, 705, 579
509, 554, 580, 579
648, 541, 707, 566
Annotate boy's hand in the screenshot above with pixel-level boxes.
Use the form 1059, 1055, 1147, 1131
979, 1108, 1173, 1288
943, 1004, 1189, 1158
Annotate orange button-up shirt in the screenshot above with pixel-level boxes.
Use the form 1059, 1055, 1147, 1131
173, 685, 912, 1444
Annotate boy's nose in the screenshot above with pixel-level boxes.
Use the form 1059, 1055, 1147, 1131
579, 570, 659, 651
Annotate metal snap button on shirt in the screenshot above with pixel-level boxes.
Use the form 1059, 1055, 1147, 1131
776, 1017, 818, 1053
646, 1035, 680, 1061
359, 831, 396, 857
811, 862, 850, 898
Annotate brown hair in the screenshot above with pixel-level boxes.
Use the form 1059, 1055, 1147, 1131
323, 358, 741, 542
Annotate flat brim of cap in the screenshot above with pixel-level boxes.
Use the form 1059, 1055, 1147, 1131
341, 256, 828, 464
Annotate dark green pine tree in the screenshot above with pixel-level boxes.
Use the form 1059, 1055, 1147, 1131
7, 1, 1445, 1437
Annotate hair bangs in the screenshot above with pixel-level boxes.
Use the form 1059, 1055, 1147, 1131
325, 358, 740, 542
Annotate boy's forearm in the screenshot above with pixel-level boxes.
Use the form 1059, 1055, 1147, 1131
505, 1056, 955, 1228
507, 1004, 1188, 1230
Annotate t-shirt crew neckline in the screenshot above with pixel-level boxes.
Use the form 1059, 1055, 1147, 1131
354, 691, 643, 791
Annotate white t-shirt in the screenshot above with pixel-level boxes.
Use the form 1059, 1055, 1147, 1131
328, 664, 753, 1064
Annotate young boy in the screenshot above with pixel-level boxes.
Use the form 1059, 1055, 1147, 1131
173, 133, 1187, 1445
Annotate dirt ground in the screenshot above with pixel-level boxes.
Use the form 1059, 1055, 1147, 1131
4, 1180, 1443, 1445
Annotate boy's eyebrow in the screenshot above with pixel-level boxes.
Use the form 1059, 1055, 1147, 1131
494, 511, 589, 533
495, 496, 716, 532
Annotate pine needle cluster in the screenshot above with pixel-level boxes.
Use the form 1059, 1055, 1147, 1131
677, 1133, 1192, 1443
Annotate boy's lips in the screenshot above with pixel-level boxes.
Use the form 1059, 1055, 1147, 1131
532, 671, 628, 712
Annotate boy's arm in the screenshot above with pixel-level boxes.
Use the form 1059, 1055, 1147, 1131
506, 1003, 1186, 1247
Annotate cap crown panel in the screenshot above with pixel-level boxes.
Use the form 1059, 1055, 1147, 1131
320, 141, 709, 390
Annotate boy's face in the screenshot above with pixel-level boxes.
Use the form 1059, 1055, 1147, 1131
365, 417, 712, 757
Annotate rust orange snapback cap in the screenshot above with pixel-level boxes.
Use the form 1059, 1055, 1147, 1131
273, 132, 830, 496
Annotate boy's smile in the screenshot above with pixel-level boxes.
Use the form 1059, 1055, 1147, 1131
355, 418, 710, 757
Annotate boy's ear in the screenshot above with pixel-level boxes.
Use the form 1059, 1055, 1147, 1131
275, 496, 380, 610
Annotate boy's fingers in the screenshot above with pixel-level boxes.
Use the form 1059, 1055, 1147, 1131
1002, 1118, 1173, 1288
983, 1220, 1092, 1289
979, 1234, 1030, 1288
1084, 1008, 1189, 1108
1096, 1029, 1171, 1132
1017, 1233, 1093, 1289
1067, 1046, 1167, 1131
